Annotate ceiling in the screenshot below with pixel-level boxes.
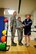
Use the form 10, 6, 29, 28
0, 0, 19, 11
20, 0, 36, 16
0, 0, 36, 16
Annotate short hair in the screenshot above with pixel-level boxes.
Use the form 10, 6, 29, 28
25, 14, 31, 17
13, 11, 16, 14
18, 16, 21, 19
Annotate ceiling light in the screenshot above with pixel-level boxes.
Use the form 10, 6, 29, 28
8, 10, 15, 15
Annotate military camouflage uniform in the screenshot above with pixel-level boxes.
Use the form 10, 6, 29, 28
16, 20, 23, 43
10, 16, 16, 41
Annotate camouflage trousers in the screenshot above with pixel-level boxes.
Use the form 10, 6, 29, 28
11, 26, 16, 42
17, 29, 23, 42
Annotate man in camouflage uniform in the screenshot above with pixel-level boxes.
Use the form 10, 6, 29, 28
10, 11, 17, 46
17, 17, 23, 45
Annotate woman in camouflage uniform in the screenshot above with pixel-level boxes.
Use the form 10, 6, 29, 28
17, 17, 24, 45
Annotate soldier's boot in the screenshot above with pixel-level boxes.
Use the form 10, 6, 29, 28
11, 40, 17, 46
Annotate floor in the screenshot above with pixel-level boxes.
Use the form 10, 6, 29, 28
0, 38, 36, 54
0, 31, 36, 54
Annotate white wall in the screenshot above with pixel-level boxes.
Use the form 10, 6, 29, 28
32, 10, 36, 26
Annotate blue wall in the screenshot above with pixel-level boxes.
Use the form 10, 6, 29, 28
0, 16, 5, 42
